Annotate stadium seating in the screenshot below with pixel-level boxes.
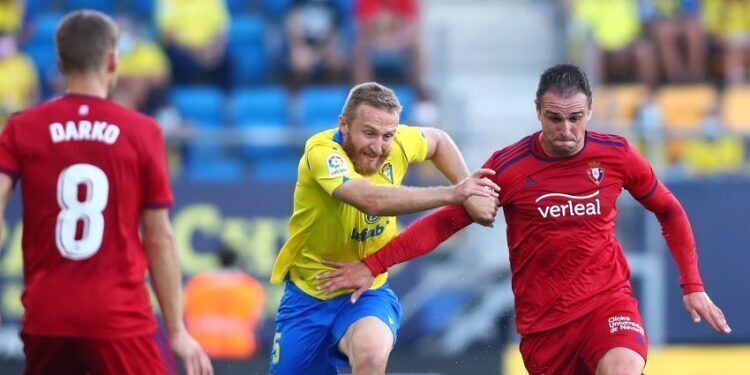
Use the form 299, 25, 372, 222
298, 86, 349, 135
656, 84, 718, 132
65, 0, 114, 13
170, 86, 225, 125
592, 84, 649, 128
721, 85, 750, 134
392, 85, 415, 123
228, 15, 269, 85
229, 87, 293, 160
298, 85, 350, 133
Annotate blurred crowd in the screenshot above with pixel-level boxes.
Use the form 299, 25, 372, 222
0, 0, 438, 181
565, 0, 750, 179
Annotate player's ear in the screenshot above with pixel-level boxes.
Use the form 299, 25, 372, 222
587, 97, 594, 120
106, 49, 118, 75
338, 115, 348, 135
535, 100, 542, 122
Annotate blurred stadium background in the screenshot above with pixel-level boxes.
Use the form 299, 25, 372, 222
1, 0, 750, 374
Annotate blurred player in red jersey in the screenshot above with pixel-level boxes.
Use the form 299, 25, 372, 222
0, 10, 212, 375
316, 64, 732, 374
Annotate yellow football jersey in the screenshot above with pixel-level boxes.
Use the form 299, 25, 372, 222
270, 125, 428, 299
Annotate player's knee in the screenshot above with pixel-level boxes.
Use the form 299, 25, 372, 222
596, 348, 644, 375
350, 348, 389, 372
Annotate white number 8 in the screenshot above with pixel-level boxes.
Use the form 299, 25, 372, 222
56, 163, 109, 260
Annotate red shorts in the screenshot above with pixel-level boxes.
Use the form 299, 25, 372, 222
21, 330, 178, 375
519, 294, 648, 375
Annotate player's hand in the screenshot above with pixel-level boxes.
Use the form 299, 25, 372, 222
463, 195, 500, 227
682, 292, 731, 334
451, 169, 500, 203
316, 260, 375, 304
169, 329, 214, 375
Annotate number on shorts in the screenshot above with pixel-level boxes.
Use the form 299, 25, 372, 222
55, 163, 109, 260
272, 332, 281, 364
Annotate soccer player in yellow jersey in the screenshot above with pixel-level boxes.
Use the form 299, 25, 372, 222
269, 82, 500, 374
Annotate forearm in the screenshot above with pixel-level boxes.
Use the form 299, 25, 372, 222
353, 182, 457, 216
145, 234, 187, 336
363, 204, 473, 274
641, 184, 703, 293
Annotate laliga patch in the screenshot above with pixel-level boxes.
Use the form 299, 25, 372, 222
327, 154, 349, 177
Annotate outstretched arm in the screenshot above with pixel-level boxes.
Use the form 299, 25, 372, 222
333, 168, 499, 216
317, 204, 476, 302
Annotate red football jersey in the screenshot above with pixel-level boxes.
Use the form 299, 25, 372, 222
489, 131, 661, 333
0, 94, 173, 338
364, 130, 702, 335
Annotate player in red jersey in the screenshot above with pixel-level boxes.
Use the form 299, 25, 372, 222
316, 64, 731, 374
0, 10, 212, 375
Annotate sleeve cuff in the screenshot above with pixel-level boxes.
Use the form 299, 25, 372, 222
362, 257, 384, 276
681, 283, 705, 294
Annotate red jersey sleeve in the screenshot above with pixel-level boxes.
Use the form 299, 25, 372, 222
363, 204, 473, 275
140, 122, 173, 208
0, 116, 21, 179
624, 142, 703, 294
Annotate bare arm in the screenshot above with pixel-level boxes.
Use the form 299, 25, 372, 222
422, 127, 469, 184
332, 127, 500, 217
142, 209, 213, 375
332, 168, 499, 216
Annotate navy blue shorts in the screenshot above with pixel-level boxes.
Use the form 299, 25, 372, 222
269, 280, 402, 375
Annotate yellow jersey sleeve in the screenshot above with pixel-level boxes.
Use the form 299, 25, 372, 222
306, 145, 364, 196
395, 125, 429, 164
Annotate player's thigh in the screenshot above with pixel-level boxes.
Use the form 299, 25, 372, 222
330, 286, 401, 366
79, 332, 176, 375
21, 333, 86, 375
581, 294, 648, 374
595, 347, 645, 375
519, 327, 581, 375
269, 316, 337, 375
270, 283, 338, 375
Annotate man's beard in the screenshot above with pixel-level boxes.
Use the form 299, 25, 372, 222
343, 141, 386, 176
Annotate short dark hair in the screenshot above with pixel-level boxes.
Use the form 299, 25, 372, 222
56, 10, 118, 74
535, 63, 592, 109
342, 82, 402, 123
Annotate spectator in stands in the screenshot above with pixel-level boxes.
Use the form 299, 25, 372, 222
0, 0, 31, 41
0, 0, 21, 31
572, 0, 658, 86
284, 0, 348, 88
0, 31, 38, 126
640, 0, 706, 82
111, 17, 171, 115
703, 0, 750, 86
353, 0, 423, 87
156, 0, 232, 89
184, 245, 265, 360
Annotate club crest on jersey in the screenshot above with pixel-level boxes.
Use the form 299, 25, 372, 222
587, 161, 605, 185
327, 154, 348, 177
381, 162, 394, 184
